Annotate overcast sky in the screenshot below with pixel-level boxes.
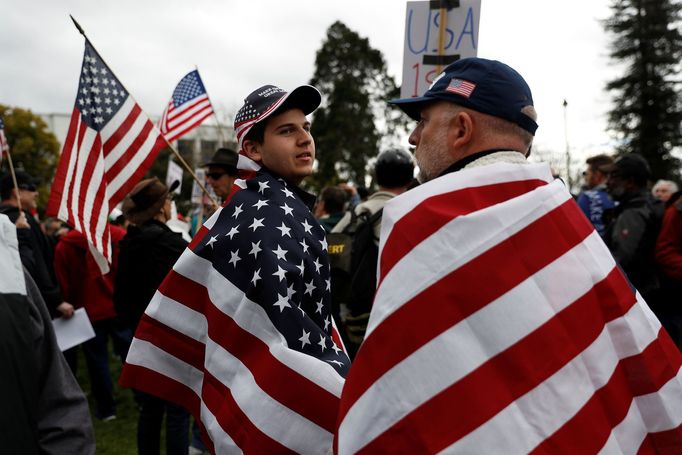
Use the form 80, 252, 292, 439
1, 0, 617, 168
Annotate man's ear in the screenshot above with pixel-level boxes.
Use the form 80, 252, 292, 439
448, 111, 474, 152
242, 140, 262, 163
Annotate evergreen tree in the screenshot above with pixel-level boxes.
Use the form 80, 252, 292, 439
604, 0, 682, 180
0, 104, 61, 210
309, 21, 407, 190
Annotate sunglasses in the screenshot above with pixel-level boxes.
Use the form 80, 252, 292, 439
18, 183, 37, 192
206, 172, 228, 180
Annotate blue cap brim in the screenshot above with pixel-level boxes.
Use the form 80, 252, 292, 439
389, 95, 441, 121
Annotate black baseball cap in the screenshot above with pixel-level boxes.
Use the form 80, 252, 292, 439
390, 57, 538, 135
233, 84, 321, 152
601, 153, 651, 185
0, 170, 37, 194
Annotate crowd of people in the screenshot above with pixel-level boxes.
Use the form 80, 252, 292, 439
575, 153, 682, 345
1, 56, 681, 453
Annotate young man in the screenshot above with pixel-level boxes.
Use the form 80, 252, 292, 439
121, 84, 350, 454
331, 148, 415, 356
577, 154, 615, 237
336, 58, 682, 453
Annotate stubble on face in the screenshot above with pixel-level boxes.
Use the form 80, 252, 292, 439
414, 112, 455, 183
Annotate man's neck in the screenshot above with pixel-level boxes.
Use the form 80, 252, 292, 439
379, 186, 407, 196
1, 199, 20, 208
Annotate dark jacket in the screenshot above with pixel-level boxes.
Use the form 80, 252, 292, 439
114, 220, 187, 331
0, 204, 62, 314
605, 190, 663, 300
0, 213, 94, 454
319, 212, 344, 233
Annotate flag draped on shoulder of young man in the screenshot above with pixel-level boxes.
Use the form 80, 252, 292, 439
158, 69, 214, 143
121, 83, 350, 454
46, 37, 166, 274
336, 58, 682, 454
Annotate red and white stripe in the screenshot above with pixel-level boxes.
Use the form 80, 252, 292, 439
47, 96, 166, 273
234, 95, 287, 152
120, 206, 346, 454
158, 93, 213, 143
336, 162, 682, 454
0, 127, 8, 162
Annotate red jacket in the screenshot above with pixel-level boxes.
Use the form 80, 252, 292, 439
656, 195, 682, 281
54, 226, 126, 322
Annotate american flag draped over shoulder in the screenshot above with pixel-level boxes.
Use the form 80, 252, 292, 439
46, 40, 166, 273
121, 170, 350, 454
336, 162, 682, 454
158, 69, 214, 143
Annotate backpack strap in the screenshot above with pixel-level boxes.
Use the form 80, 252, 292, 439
367, 208, 384, 242
343, 206, 384, 236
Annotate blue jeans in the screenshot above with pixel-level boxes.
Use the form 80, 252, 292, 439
135, 390, 189, 455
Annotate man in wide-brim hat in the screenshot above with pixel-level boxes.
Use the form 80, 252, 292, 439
114, 176, 191, 454
202, 147, 239, 201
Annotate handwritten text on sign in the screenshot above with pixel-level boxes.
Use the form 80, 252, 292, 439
401, 0, 481, 99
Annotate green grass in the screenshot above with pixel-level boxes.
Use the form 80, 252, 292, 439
74, 349, 148, 454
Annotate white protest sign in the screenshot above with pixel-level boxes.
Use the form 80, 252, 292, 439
191, 168, 217, 204
166, 159, 183, 194
401, 0, 481, 99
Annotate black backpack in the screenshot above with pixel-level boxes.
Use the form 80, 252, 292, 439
327, 208, 383, 315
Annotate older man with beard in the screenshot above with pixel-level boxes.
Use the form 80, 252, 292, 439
335, 58, 682, 454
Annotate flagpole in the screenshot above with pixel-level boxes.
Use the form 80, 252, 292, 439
162, 139, 219, 208
195, 65, 227, 145
69, 16, 219, 209
436, 3, 448, 75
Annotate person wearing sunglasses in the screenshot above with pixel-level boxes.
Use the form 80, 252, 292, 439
202, 147, 239, 201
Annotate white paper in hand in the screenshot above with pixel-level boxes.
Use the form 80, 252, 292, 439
52, 308, 96, 351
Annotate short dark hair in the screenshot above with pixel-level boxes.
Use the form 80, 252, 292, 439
0, 170, 36, 200
320, 186, 347, 214
375, 149, 415, 188
611, 153, 651, 187
244, 120, 267, 144
586, 154, 613, 172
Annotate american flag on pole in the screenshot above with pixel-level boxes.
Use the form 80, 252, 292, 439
336, 161, 682, 454
120, 170, 350, 454
0, 116, 8, 166
158, 69, 214, 143
46, 40, 166, 273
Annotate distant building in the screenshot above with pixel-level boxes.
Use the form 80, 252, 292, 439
39, 112, 237, 168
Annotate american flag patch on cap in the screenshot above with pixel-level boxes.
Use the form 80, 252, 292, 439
446, 78, 476, 98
